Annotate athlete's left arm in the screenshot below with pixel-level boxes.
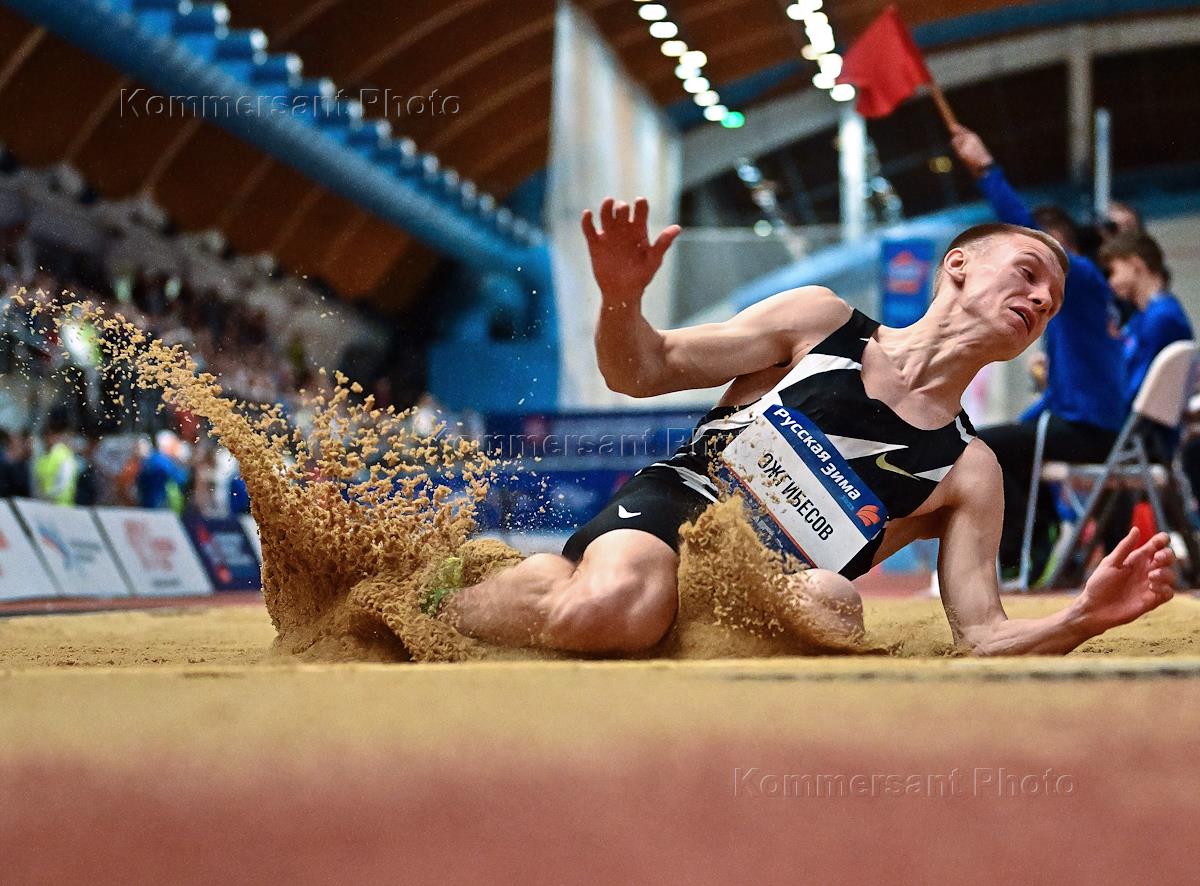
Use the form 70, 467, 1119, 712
935, 440, 1175, 655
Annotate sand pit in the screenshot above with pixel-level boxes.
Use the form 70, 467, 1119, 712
3, 591, 1200, 670
4, 597, 1200, 885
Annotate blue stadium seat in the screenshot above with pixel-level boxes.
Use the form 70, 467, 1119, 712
345, 120, 391, 153
287, 78, 335, 124
130, 0, 184, 38
172, 4, 230, 60
211, 30, 267, 82
250, 53, 302, 91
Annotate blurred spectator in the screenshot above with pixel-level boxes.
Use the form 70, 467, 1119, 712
34, 407, 78, 504
0, 427, 29, 496
1100, 231, 1193, 411
73, 426, 102, 506
136, 431, 188, 511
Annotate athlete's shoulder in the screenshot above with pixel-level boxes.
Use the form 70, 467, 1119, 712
941, 437, 1003, 507
739, 286, 852, 335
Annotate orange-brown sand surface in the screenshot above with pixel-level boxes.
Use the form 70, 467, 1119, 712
3, 591, 1200, 669
4, 599, 1200, 885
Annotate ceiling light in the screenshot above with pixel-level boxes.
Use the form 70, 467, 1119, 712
812, 71, 836, 90
694, 90, 720, 106
660, 40, 688, 57
674, 63, 700, 79
680, 50, 708, 68
830, 82, 855, 102
683, 76, 710, 94
809, 31, 835, 54
785, 6, 805, 21
721, 111, 745, 128
703, 104, 728, 121
818, 53, 842, 77
638, 4, 667, 21
800, 44, 819, 60
649, 21, 678, 38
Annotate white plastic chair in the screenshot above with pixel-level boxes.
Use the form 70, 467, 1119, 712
1007, 340, 1199, 591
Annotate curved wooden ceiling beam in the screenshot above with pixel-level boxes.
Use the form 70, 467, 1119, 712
427, 68, 549, 154
269, 182, 324, 255
0, 23, 43, 97
221, 161, 315, 256
151, 124, 268, 231
63, 76, 130, 162
272, 0, 343, 43
346, 0, 495, 85
214, 153, 276, 228
142, 117, 202, 192
411, 14, 554, 98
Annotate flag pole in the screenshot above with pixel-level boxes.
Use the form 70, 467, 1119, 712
927, 80, 958, 130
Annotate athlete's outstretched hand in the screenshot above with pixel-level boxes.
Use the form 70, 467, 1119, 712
1077, 527, 1175, 631
582, 197, 680, 301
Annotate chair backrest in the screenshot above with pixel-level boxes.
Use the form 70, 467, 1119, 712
1132, 340, 1199, 427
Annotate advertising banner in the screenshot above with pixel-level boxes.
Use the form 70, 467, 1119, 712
182, 513, 261, 591
12, 499, 131, 598
92, 507, 212, 597
880, 238, 935, 329
0, 500, 60, 601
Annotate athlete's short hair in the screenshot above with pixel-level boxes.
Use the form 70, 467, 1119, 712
1099, 230, 1171, 286
933, 223, 1069, 293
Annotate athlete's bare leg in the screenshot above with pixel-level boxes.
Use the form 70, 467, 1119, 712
441, 529, 678, 654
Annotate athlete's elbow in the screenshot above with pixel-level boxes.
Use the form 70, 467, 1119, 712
600, 364, 660, 398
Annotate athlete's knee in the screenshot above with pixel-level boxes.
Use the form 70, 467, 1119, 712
544, 569, 676, 653
800, 569, 862, 614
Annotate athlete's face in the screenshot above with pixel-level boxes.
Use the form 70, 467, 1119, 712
1104, 255, 1143, 302
952, 234, 1065, 358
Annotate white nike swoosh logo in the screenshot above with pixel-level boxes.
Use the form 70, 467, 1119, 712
876, 452, 916, 479
618, 505, 642, 519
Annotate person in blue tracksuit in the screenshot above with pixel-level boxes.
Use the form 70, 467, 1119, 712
950, 124, 1127, 576
1099, 231, 1193, 414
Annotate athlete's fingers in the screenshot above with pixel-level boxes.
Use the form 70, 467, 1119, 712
614, 200, 630, 224
651, 224, 682, 260
633, 196, 649, 230
581, 209, 599, 245
1109, 526, 1142, 567
1127, 532, 1171, 570
600, 197, 615, 227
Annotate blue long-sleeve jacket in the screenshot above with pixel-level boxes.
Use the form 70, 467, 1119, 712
975, 166, 1128, 431
1123, 292, 1193, 410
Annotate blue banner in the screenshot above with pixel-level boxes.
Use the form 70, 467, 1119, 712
880, 238, 935, 329
182, 513, 262, 591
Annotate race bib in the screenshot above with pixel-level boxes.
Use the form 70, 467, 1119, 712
717, 405, 887, 572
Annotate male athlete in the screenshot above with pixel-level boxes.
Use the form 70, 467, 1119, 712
431, 198, 1175, 656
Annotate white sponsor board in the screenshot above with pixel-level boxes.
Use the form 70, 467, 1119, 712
92, 507, 213, 598
0, 500, 60, 601
12, 499, 131, 598
239, 514, 262, 562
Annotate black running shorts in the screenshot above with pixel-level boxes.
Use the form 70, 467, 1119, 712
561, 466, 715, 562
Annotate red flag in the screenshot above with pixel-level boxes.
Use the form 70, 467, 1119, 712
835, 5, 931, 118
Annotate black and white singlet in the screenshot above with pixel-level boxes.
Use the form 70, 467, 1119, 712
562, 309, 977, 578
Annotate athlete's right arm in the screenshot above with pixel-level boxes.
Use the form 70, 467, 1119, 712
583, 197, 847, 397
